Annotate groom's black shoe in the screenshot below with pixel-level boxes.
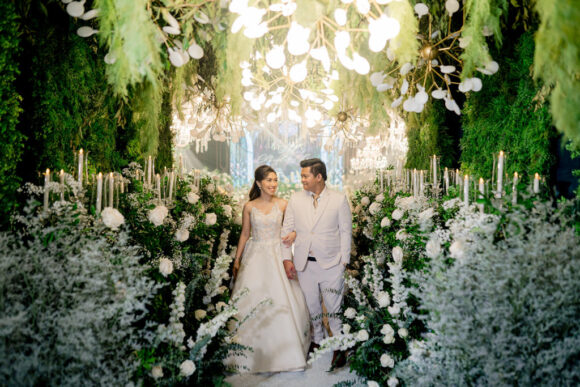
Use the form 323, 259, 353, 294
331, 350, 347, 369
308, 342, 320, 355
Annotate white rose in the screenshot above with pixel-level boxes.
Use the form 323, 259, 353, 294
344, 307, 357, 319
383, 334, 395, 344
101, 207, 125, 230
367, 381, 380, 387
204, 213, 217, 226
380, 353, 395, 368
391, 209, 404, 220
361, 196, 370, 206
217, 285, 228, 295
188, 184, 199, 193
151, 365, 164, 379
187, 192, 200, 204
375, 193, 385, 202
356, 329, 369, 341
202, 296, 211, 305
206, 183, 215, 193
369, 202, 382, 215
381, 324, 395, 336
222, 204, 233, 218
419, 207, 435, 221
449, 240, 465, 260
425, 238, 442, 258
398, 328, 408, 338
377, 291, 391, 308
391, 246, 404, 263
194, 309, 206, 321
179, 359, 196, 377
342, 324, 351, 334
216, 301, 227, 312
380, 216, 391, 228
148, 206, 169, 226
388, 304, 401, 316
158, 258, 173, 277
395, 230, 408, 241
387, 376, 399, 387
175, 228, 190, 242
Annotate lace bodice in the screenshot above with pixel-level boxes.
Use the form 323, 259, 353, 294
250, 202, 283, 242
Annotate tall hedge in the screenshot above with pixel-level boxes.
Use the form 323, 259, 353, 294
460, 31, 557, 180
0, 0, 24, 227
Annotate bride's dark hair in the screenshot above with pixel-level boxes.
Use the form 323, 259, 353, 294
249, 165, 277, 201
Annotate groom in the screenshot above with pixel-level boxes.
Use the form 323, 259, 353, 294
281, 158, 352, 368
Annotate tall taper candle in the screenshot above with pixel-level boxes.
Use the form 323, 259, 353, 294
78, 149, 83, 186
380, 169, 384, 191
420, 170, 425, 196
496, 151, 504, 197
168, 171, 174, 203
512, 172, 518, 204
444, 167, 449, 195
109, 172, 114, 208
463, 175, 469, 205
44, 169, 50, 212
147, 155, 152, 188
432, 155, 437, 187
156, 174, 161, 201
59, 169, 65, 201
533, 173, 540, 193
96, 172, 103, 214
479, 178, 484, 195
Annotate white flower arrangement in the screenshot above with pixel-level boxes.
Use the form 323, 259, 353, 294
380, 353, 395, 368
369, 202, 382, 215
391, 246, 404, 263
356, 329, 370, 341
398, 327, 408, 338
151, 365, 164, 379
222, 204, 233, 218
194, 309, 207, 321
387, 376, 399, 386
204, 212, 217, 226
342, 323, 351, 334
187, 191, 200, 204
175, 228, 189, 242
159, 257, 174, 277
101, 207, 125, 230
157, 282, 187, 346
425, 237, 442, 258
361, 196, 371, 206
392, 209, 404, 220
179, 360, 196, 377
205, 183, 216, 193
307, 333, 357, 364
375, 193, 385, 202
377, 291, 391, 308
203, 254, 234, 302
381, 216, 392, 228
344, 307, 357, 319
149, 205, 169, 226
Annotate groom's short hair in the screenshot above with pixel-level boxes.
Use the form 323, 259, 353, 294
300, 158, 327, 181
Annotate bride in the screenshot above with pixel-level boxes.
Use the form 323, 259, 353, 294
228, 165, 311, 373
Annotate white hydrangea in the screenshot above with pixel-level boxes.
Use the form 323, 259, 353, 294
361, 196, 370, 206
369, 202, 382, 215
101, 207, 125, 230
356, 329, 369, 341
159, 258, 174, 277
194, 309, 207, 321
381, 216, 391, 228
375, 193, 385, 202
426, 237, 442, 258
392, 209, 404, 220
344, 307, 357, 319
222, 204, 233, 218
377, 291, 391, 308
206, 183, 215, 193
187, 192, 200, 204
395, 229, 408, 240
204, 213, 217, 226
392, 246, 404, 263
179, 360, 196, 377
380, 353, 395, 368
148, 206, 169, 226
151, 365, 163, 379
175, 228, 189, 242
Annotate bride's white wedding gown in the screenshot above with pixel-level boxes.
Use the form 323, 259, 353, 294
228, 202, 311, 373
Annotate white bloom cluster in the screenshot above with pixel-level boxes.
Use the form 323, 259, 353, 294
157, 282, 186, 346
203, 254, 233, 303
222, 204, 233, 218
369, 202, 382, 216
193, 303, 238, 359
149, 205, 169, 226
175, 228, 189, 242
361, 196, 371, 206
356, 329, 369, 341
381, 324, 395, 344
387, 248, 409, 320
307, 333, 357, 364
380, 216, 392, 228
380, 353, 395, 368
101, 207, 125, 230
187, 191, 200, 204
179, 359, 196, 377
391, 209, 404, 220
204, 212, 217, 226
345, 272, 369, 307
360, 255, 384, 304
217, 229, 230, 256
159, 257, 174, 277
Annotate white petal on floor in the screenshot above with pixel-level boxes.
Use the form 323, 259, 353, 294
225, 351, 365, 387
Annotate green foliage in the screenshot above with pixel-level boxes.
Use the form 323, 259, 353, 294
460, 31, 557, 179
126, 81, 163, 161
405, 102, 458, 170
461, 0, 508, 77
0, 0, 24, 227
534, 0, 580, 147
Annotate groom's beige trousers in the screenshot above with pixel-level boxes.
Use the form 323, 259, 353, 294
297, 260, 345, 344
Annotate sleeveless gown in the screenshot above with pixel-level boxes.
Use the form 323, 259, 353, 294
228, 202, 311, 373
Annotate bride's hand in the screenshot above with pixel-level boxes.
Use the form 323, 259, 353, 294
282, 231, 296, 247
233, 258, 241, 281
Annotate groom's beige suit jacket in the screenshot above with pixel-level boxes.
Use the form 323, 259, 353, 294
281, 187, 352, 271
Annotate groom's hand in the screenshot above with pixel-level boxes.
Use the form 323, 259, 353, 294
283, 260, 297, 280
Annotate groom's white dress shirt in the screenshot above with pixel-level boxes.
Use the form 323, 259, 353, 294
281, 187, 352, 271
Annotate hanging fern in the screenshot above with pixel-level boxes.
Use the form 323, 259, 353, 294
534, 0, 580, 147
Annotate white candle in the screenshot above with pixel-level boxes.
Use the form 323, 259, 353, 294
533, 173, 540, 193
432, 155, 437, 187
444, 167, 449, 195
380, 170, 384, 191
413, 169, 418, 197
168, 171, 174, 203
456, 169, 460, 187
463, 175, 469, 205
109, 172, 114, 208
420, 170, 425, 196
78, 149, 83, 186
497, 151, 504, 197
479, 178, 484, 195
512, 172, 518, 204
120, 179, 124, 194
59, 169, 65, 201
96, 172, 103, 214
156, 174, 161, 201
44, 169, 50, 212
147, 156, 152, 188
